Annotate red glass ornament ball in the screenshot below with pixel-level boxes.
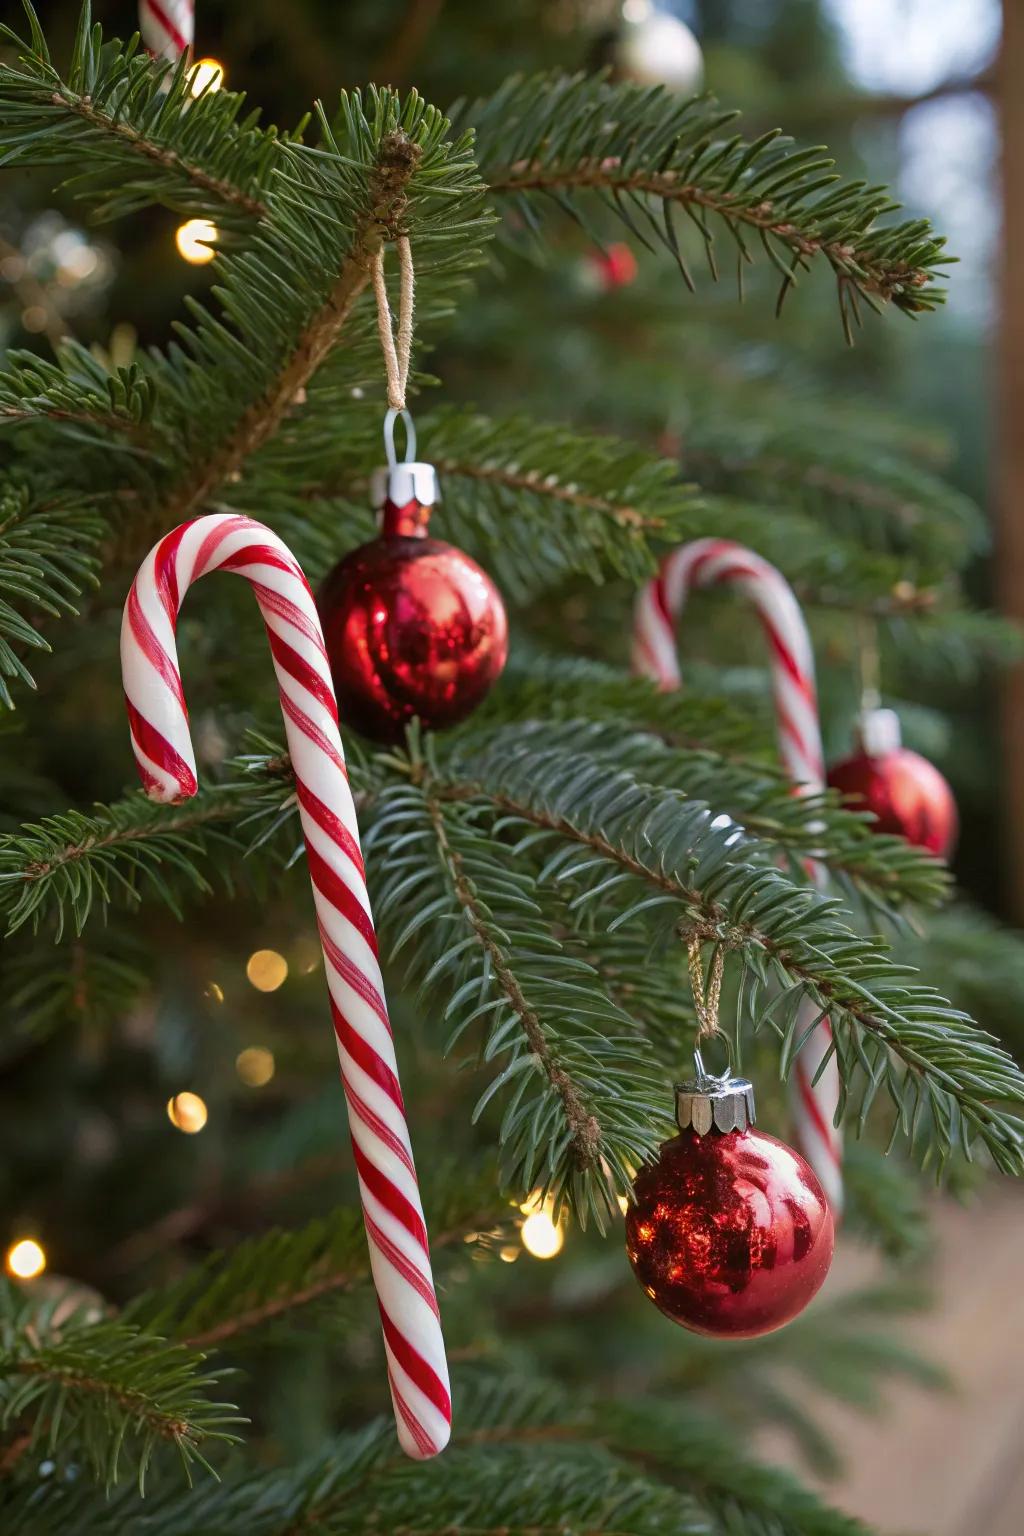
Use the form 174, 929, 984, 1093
827, 748, 957, 858
319, 520, 509, 745
625, 1125, 834, 1338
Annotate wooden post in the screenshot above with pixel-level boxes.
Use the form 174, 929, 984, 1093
998, 0, 1024, 920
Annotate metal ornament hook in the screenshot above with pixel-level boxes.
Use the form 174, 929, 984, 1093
693, 1033, 733, 1086
384, 407, 417, 471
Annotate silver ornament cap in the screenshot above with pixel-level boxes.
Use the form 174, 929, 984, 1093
855, 706, 902, 757
675, 1072, 756, 1136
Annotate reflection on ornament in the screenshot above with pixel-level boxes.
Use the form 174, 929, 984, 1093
189, 57, 225, 96
236, 1046, 276, 1087
167, 1091, 208, 1134
616, 0, 703, 93
176, 218, 218, 265
246, 949, 288, 992
5, 1238, 46, 1280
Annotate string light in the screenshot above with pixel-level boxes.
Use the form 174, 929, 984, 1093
205, 982, 225, 1004
6, 1238, 46, 1280
499, 1245, 520, 1264
167, 1091, 208, 1134
189, 57, 225, 96
246, 949, 288, 992
519, 1193, 565, 1260
175, 218, 218, 265
236, 1046, 275, 1087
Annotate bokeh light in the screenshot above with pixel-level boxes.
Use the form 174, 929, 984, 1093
6, 1238, 46, 1279
167, 1091, 208, 1134
246, 949, 288, 992
189, 57, 225, 96
236, 1046, 276, 1087
175, 218, 218, 265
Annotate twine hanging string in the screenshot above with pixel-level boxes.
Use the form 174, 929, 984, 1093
372, 236, 415, 411
687, 935, 725, 1046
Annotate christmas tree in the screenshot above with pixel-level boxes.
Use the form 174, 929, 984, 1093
0, 3, 1019, 1533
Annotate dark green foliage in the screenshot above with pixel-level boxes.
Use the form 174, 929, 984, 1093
0, 5, 1018, 1532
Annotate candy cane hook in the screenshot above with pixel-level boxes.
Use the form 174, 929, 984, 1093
121, 514, 451, 1458
634, 537, 842, 1212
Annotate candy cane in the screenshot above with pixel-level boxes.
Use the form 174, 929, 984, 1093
633, 537, 842, 1212
140, 0, 194, 62
121, 514, 451, 1459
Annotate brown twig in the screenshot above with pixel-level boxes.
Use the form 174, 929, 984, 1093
487, 163, 934, 304
52, 91, 267, 220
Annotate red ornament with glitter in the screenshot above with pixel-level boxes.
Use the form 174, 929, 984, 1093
626, 1072, 834, 1338
827, 708, 957, 858
318, 429, 508, 745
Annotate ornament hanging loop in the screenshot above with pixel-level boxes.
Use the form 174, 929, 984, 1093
384, 406, 417, 470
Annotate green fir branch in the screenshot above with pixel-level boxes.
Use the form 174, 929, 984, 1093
0, 1279, 242, 1491
458, 72, 950, 326
0, 484, 105, 707
438, 734, 1024, 1180
0, 3, 278, 227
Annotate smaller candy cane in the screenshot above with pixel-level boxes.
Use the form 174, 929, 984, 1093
122, 514, 451, 1458
140, 0, 194, 62
634, 537, 842, 1212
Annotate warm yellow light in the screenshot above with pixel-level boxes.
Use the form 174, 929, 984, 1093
499, 1245, 520, 1264
246, 949, 288, 992
167, 1091, 208, 1134
236, 1046, 275, 1087
205, 982, 225, 1004
617, 1194, 630, 1216
520, 1207, 564, 1261
6, 1239, 46, 1280
189, 57, 225, 96
175, 218, 218, 265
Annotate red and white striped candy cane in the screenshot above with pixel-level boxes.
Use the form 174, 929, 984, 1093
633, 537, 842, 1212
140, 0, 194, 62
121, 513, 451, 1458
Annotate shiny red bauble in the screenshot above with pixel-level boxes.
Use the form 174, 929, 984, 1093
625, 1125, 834, 1338
828, 748, 957, 858
319, 498, 508, 744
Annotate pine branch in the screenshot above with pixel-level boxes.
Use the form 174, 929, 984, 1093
438, 735, 1024, 1179
366, 773, 669, 1223
0, 484, 105, 707
0, 4, 277, 228
458, 73, 950, 324
0, 1279, 241, 1491
460, 1375, 873, 1536
0, 789, 252, 938
0, 345, 156, 445
126, 1166, 507, 1353
456, 718, 950, 916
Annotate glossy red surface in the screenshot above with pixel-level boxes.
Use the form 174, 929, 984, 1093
318, 500, 508, 744
827, 747, 957, 858
625, 1125, 834, 1338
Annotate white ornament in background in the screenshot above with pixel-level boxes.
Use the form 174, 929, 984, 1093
616, 0, 704, 93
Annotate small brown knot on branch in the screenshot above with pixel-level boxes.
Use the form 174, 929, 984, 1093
372, 130, 423, 234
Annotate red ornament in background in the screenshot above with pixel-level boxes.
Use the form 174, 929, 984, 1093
626, 1073, 834, 1338
319, 456, 508, 744
827, 708, 957, 858
588, 242, 639, 291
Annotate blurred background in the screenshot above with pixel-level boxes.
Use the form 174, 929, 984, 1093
1, 3, 1018, 1531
